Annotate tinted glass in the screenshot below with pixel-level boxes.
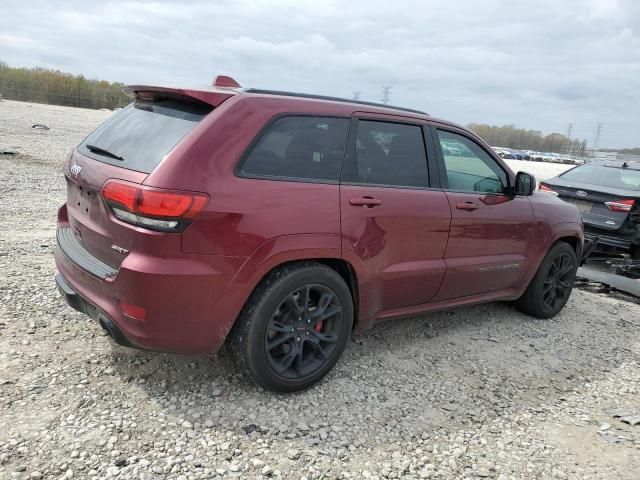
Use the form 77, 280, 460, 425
559, 164, 640, 191
241, 116, 349, 181
437, 130, 507, 193
79, 100, 212, 173
342, 121, 428, 188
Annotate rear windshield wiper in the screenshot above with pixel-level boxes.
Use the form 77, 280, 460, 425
85, 144, 124, 161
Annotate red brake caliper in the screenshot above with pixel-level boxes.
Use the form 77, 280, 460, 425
314, 321, 323, 332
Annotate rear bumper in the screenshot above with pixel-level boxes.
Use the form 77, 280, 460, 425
584, 228, 634, 250
57, 227, 117, 279
54, 225, 247, 355
55, 273, 138, 349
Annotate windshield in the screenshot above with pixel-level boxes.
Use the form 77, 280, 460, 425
78, 99, 212, 173
559, 164, 640, 191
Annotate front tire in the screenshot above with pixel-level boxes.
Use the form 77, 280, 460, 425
228, 262, 353, 392
515, 242, 578, 319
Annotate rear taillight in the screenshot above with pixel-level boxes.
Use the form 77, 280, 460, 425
539, 184, 558, 195
605, 199, 635, 212
101, 180, 208, 232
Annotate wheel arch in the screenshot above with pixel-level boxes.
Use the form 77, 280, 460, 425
217, 235, 363, 349
243, 257, 360, 329
314, 258, 360, 328
550, 222, 584, 262
555, 235, 582, 260
514, 223, 583, 299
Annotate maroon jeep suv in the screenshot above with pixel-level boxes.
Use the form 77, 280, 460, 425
55, 75, 583, 391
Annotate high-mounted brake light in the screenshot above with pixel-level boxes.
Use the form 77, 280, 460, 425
212, 75, 241, 88
539, 184, 558, 195
605, 199, 634, 212
101, 180, 208, 232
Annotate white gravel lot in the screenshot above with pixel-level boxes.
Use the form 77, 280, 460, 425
0, 100, 639, 480
503, 160, 572, 182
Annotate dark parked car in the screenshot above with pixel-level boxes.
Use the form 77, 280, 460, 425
55, 76, 583, 391
541, 161, 640, 257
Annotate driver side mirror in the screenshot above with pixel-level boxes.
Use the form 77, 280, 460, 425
514, 171, 536, 196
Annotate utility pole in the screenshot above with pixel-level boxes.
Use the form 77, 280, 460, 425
593, 123, 603, 150
381, 86, 392, 105
352, 91, 362, 101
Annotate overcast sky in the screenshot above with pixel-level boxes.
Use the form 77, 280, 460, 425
1, 0, 638, 147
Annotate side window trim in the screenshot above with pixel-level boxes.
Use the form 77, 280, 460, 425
424, 125, 442, 189
234, 113, 351, 185
431, 125, 512, 194
429, 125, 450, 190
339, 117, 433, 190
338, 117, 360, 184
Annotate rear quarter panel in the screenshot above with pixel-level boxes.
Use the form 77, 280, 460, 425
139, 96, 349, 350
146, 95, 350, 257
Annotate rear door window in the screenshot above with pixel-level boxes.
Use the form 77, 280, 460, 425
239, 116, 350, 182
341, 120, 429, 188
78, 99, 212, 173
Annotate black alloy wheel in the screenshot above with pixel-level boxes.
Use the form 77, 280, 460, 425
265, 284, 343, 379
541, 252, 575, 311
228, 262, 353, 392
515, 241, 578, 319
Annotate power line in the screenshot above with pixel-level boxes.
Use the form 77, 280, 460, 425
380, 86, 392, 105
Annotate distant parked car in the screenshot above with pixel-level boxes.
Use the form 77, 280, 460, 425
541, 161, 640, 257
55, 75, 584, 391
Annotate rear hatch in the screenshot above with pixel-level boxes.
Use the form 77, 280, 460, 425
63, 92, 219, 271
543, 164, 640, 232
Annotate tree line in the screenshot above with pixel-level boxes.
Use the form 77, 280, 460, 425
468, 123, 587, 156
0, 61, 632, 156
0, 61, 130, 110
603, 147, 640, 155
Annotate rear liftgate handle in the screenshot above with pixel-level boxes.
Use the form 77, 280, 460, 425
349, 196, 382, 208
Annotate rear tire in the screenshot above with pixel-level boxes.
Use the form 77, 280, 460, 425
515, 242, 578, 319
227, 262, 353, 392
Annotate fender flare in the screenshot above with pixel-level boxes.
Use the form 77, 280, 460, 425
515, 221, 583, 297
210, 233, 345, 343
550, 221, 584, 256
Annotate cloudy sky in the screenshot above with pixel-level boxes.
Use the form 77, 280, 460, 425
1, 0, 638, 147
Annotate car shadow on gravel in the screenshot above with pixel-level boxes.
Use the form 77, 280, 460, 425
104, 291, 638, 445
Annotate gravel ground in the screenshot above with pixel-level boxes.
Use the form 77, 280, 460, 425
503, 160, 571, 182
1, 100, 639, 480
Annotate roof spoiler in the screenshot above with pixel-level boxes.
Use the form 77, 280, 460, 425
122, 84, 236, 107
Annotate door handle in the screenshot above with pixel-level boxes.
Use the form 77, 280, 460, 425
456, 201, 479, 211
349, 196, 382, 208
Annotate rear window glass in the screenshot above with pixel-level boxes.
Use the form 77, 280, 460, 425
560, 164, 640, 191
341, 120, 429, 188
78, 99, 212, 173
240, 116, 349, 182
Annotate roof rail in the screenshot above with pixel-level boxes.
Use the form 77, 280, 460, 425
243, 88, 428, 115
